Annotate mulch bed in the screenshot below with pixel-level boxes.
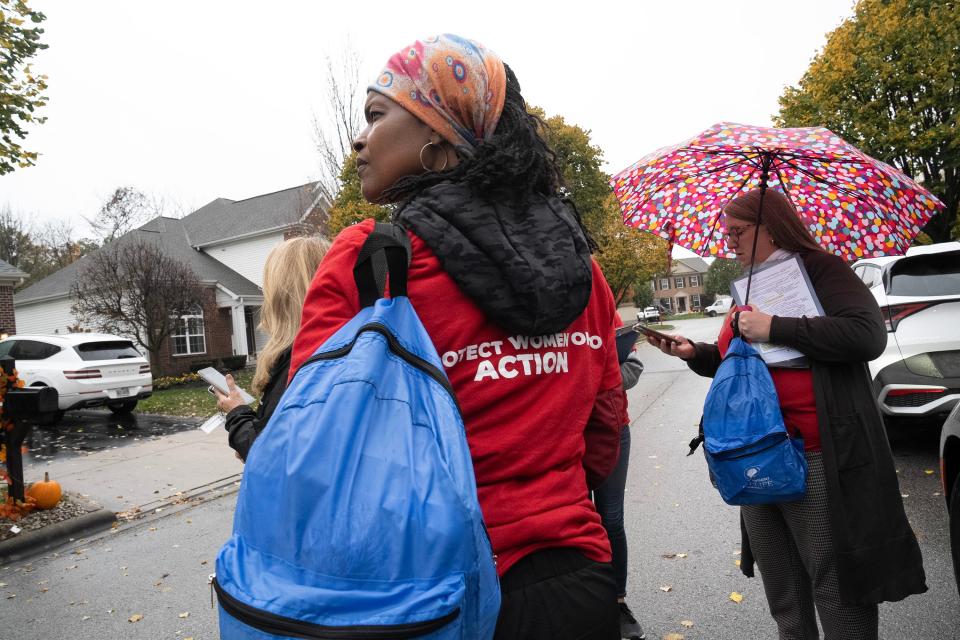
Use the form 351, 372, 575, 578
0, 493, 100, 544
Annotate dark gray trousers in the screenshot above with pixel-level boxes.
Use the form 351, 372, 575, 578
741, 452, 879, 640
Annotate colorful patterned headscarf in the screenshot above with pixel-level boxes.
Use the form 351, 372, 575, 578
370, 34, 507, 151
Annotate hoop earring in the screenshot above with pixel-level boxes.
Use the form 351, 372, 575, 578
419, 141, 449, 172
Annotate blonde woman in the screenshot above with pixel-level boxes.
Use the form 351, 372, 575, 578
215, 236, 329, 461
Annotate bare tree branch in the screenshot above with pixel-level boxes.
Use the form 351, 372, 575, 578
84, 187, 159, 243
70, 239, 204, 373
312, 44, 365, 204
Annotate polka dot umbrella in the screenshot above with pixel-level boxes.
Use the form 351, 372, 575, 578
610, 122, 944, 262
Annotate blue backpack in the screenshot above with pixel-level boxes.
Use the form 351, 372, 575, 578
214, 223, 501, 639
701, 334, 807, 505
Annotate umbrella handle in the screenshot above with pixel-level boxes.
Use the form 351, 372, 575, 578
742, 153, 773, 305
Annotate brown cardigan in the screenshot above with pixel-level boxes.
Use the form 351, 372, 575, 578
686, 250, 927, 605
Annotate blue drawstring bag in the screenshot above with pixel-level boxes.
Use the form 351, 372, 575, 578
701, 335, 807, 505
214, 223, 500, 639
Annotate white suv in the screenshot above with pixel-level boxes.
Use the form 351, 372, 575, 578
852, 242, 960, 421
0, 334, 153, 423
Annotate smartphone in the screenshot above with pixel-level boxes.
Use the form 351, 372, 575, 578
198, 367, 255, 404
634, 324, 679, 345
198, 367, 230, 394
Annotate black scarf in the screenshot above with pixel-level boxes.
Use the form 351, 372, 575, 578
396, 182, 593, 336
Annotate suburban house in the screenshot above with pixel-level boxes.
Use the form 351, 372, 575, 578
12, 183, 327, 375
1, 258, 29, 338
652, 256, 710, 314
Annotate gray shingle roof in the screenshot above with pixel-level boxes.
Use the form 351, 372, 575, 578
14, 217, 263, 305
675, 256, 710, 273
182, 183, 326, 247
0, 258, 28, 282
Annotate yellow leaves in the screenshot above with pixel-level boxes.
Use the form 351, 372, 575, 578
729, 591, 744, 604
659, 585, 673, 592
924, 469, 935, 475
128, 613, 143, 623
680, 620, 694, 628
178, 611, 190, 618
664, 635, 685, 640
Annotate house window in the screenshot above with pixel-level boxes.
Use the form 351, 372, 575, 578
660, 298, 672, 311
690, 275, 700, 287
674, 276, 685, 289
171, 304, 206, 356
659, 278, 670, 290
692, 294, 702, 309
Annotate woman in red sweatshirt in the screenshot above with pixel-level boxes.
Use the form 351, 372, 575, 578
290, 34, 627, 639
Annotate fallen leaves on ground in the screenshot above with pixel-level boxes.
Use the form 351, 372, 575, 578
660, 585, 673, 592
664, 634, 685, 640
179, 612, 190, 618
680, 620, 694, 628
729, 592, 744, 604
128, 614, 143, 623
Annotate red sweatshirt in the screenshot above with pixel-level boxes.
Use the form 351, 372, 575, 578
290, 220, 628, 575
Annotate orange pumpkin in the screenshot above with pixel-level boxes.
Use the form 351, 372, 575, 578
27, 472, 62, 510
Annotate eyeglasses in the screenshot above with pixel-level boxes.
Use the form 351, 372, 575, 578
723, 224, 755, 242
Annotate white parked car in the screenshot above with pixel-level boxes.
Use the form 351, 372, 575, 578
704, 295, 733, 317
0, 333, 152, 423
852, 242, 960, 421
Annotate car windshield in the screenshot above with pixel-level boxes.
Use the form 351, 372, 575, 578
74, 341, 142, 361
888, 251, 960, 297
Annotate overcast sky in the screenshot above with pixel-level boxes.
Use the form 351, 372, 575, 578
1, 1, 855, 241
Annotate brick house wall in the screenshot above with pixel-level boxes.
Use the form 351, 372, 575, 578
153, 286, 235, 376
653, 271, 707, 313
0, 284, 16, 335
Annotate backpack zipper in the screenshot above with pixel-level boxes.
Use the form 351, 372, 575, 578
299, 322, 457, 403
711, 432, 790, 460
213, 577, 460, 639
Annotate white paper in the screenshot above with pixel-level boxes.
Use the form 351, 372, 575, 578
730, 256, 824, 367
199, 413, 226, 434
9, 525, 21, 535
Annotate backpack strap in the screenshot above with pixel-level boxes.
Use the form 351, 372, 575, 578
354, 222, 412, 308
687, 415, 704, 456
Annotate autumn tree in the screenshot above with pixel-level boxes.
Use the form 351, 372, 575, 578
776, 0, 960, 241
325, 152, 391, 236
0, 0, 48, 174
704, 258, 742, 298
0, 207, 98, 288
535, 108, 668, 304
71, 239, 204, 373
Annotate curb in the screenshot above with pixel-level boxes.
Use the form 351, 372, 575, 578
0, 508, 117, 565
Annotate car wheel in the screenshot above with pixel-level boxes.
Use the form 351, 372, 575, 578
108, 400, 138, 415
951, 472, 960, 599
708, 310, 717, 317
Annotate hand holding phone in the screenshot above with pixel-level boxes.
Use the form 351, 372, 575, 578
634, 324, 679, 345
197, 367, 255, 405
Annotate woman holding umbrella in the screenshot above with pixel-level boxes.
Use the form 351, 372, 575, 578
649, 188, 926, 639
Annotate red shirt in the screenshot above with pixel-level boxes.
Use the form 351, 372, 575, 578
717, 308, 821, 452
290, 220, 627, 575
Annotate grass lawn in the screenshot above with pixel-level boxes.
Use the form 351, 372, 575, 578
136, 368, 257, 418
664, 312, 707, 321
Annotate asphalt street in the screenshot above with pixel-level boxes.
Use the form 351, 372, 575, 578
0, 316, 957, 639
